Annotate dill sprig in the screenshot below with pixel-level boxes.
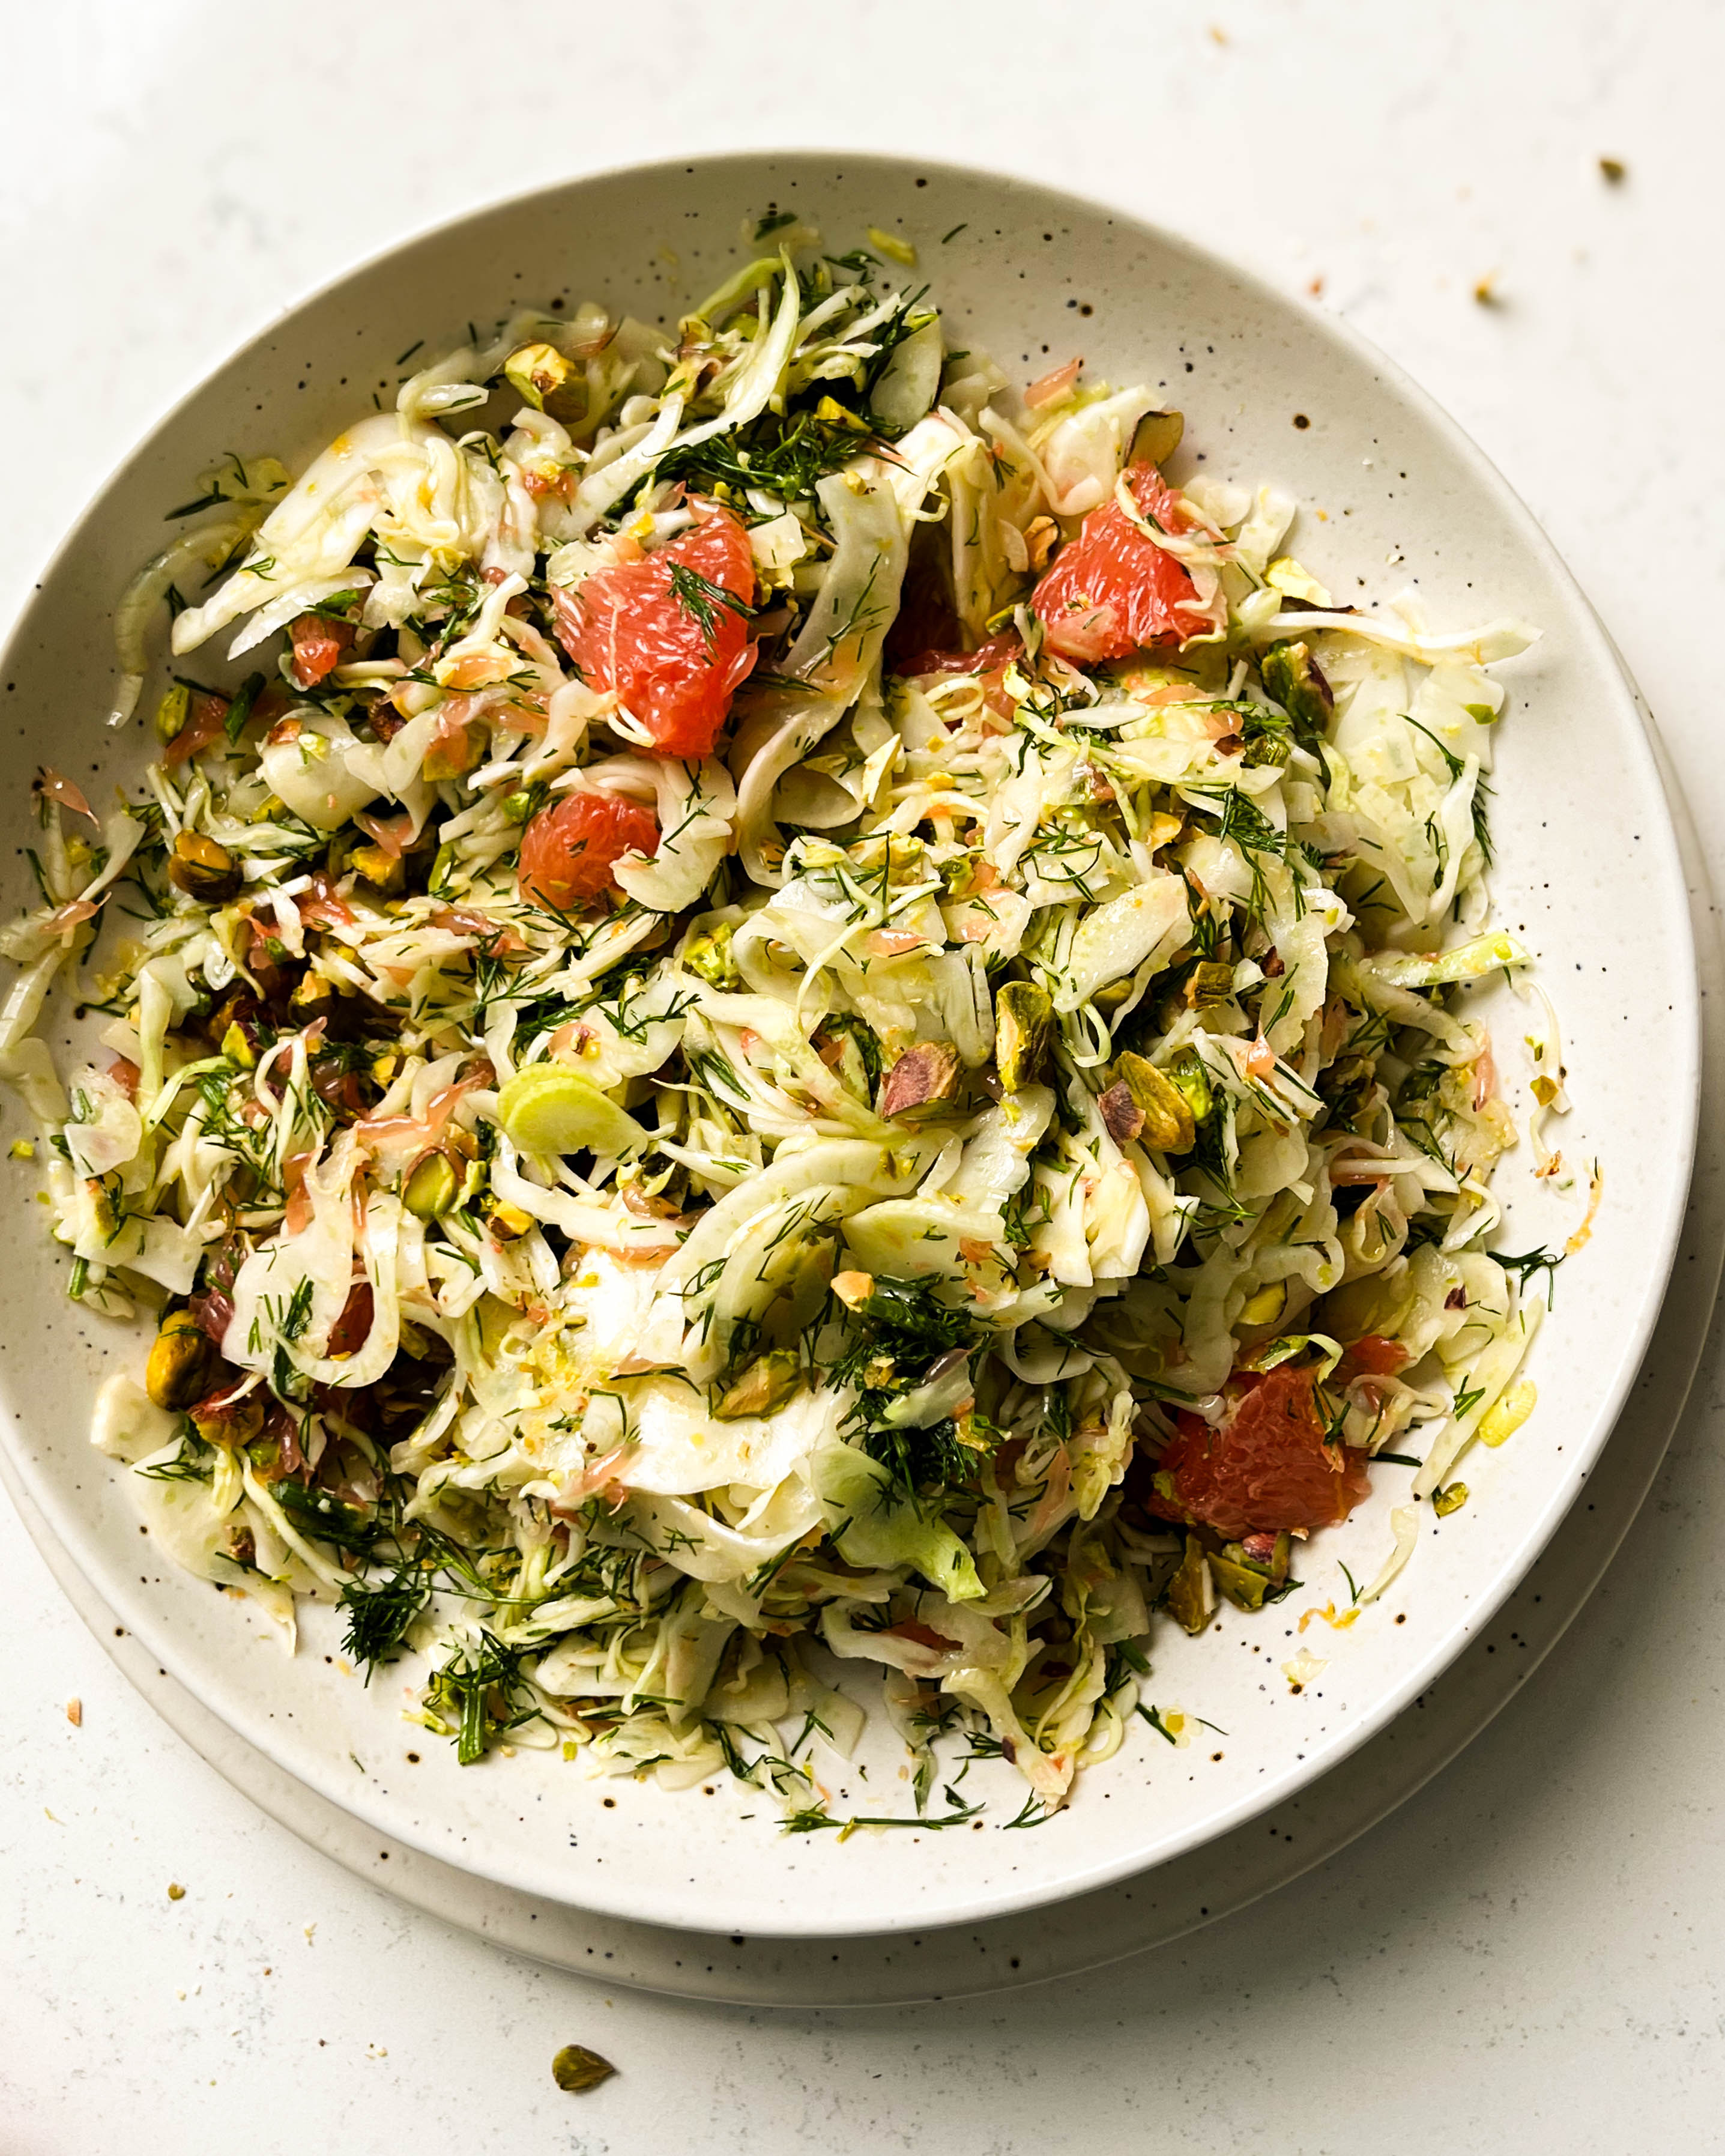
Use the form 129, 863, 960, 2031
1404, 712, 1494, 867
338, 1563, 430, 1677
274, 1479, 384, 1557
1488, 1244, 1564, 1307
425, 1631, 537, 1764
782, 1793, 985, 1835
655, 405, 880, 502
1002, 1793, 1060, 1829
1185, 783, 1325, 923
668, 562, 754, 649
826, 1276, 985, 1495
133, 1428, 217, 1484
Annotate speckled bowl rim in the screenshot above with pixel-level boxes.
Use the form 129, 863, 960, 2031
0, 148, 1698, 1937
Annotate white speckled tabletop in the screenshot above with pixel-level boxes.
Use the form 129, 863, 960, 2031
4, 2, 1723, 2146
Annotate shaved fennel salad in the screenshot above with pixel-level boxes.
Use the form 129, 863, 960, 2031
1, 223, 1570, 1824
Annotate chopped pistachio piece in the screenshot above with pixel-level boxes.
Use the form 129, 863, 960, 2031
1165, 1533, 1214, 1635
683, 922, 740, 991
994, 981, 1053, 1091
487, 1199, 534, 1240
288, 972, 334, 1022
764, 1237, 836, 1345
1114, 1052, 1197, 1151
1260, 640, 1334, 743
145, 1308, 214, 1412
1207, 1550, 1270, 1612
191, 1388, 265, 1447
506, 343, 582, 423
348, 841, 406, 895
1238, 1280, 1287, 1329
1227, 1531, 1290, 1582
1242, 725, 1291, 771
1098, 1080, 1143, 1145
714, 1350, 802, 1421
1129, 408, 1185, 468
1186, 960, 1236, 1011
166, 831, 241, 904
421, 722, 482, 782
551, 2044, 617, 2094
814, 393, 871, 433
880, 1041, 962, 1120
1433, 1482, 1470, 1518
1479, 1381, 1536, 1449
1023, 515, 1059, 572
403, 1151, 459, 1220
1162, 1045, 1213, 1128
154, 682, 190, 747
220, 1019, 257, 1069
1264, 556, 1333, 607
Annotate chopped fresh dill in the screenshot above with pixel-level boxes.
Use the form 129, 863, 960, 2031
668, 562, 754, 649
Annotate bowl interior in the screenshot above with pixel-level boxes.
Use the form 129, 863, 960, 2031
0, 151, 1695, 1936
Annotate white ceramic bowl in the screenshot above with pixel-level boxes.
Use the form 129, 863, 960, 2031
0, 151, 1696, 1939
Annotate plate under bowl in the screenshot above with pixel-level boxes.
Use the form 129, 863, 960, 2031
0, 150, 1696, 1937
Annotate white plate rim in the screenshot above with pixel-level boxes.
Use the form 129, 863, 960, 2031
0, 148, 1699, 1936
